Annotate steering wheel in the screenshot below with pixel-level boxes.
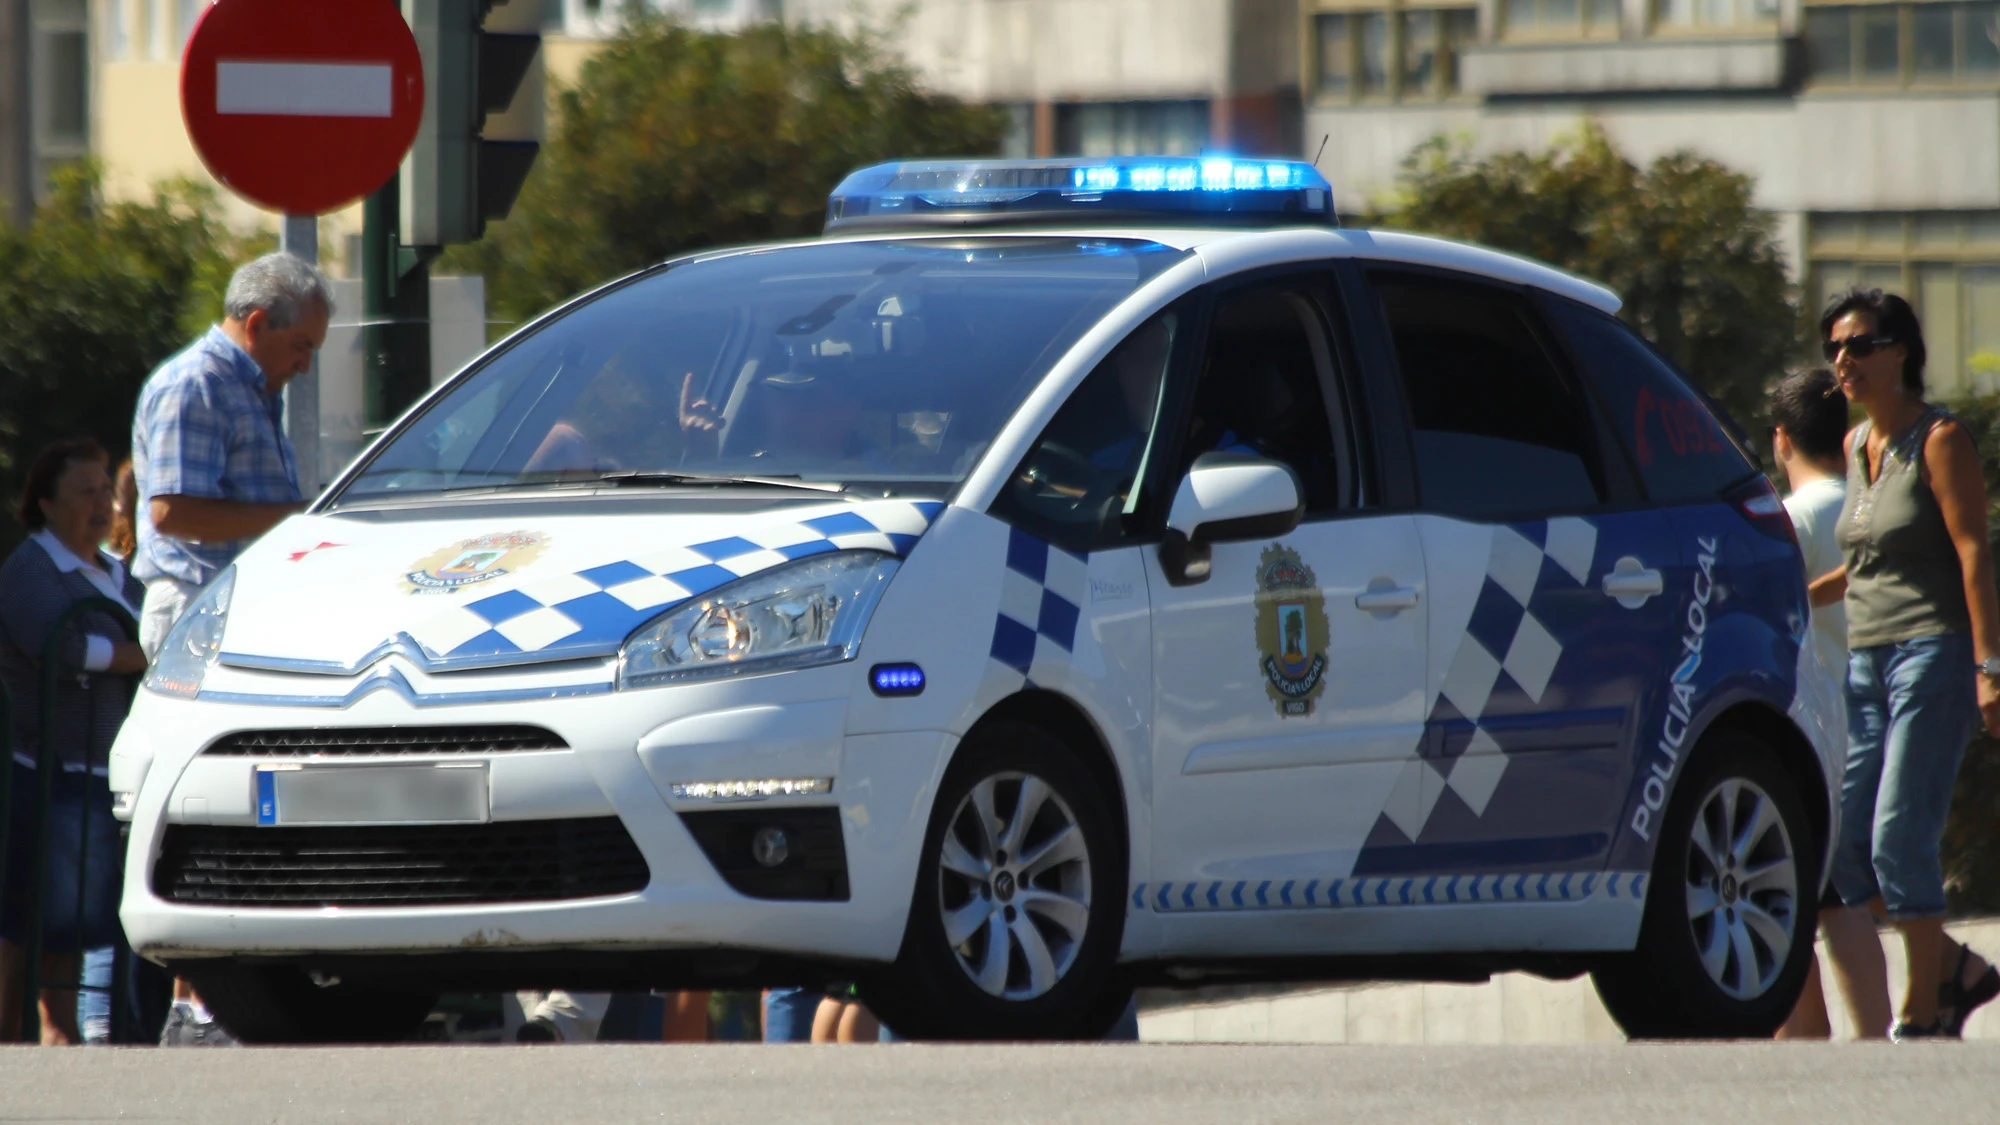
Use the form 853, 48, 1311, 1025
1014, 441, 1129, 528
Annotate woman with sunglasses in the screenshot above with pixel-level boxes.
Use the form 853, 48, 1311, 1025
1812, 288, 2000, 1038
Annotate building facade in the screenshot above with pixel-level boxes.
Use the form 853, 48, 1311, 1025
72, 0, 2000, 395
1298, 0, 2000, 396
2, 0, 91, 226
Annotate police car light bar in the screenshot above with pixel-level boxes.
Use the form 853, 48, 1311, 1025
823, 157, 1337, 233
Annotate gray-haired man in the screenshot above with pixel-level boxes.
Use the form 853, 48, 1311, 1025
131, 251, 331, 655
129, 252, 330, 1046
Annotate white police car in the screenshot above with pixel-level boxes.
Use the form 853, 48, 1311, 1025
113, 157, 1843, 1042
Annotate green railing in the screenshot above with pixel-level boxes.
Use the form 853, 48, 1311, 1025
0, 596, 140, 1042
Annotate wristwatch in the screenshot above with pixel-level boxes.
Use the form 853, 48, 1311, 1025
1978, 657, 2000, 677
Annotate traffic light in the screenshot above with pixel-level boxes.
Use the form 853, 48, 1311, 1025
401, 0, 541, 247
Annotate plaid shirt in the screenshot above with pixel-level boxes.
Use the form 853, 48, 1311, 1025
131, 327, 300, 586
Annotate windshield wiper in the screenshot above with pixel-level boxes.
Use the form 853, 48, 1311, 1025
595, 470, 846, 494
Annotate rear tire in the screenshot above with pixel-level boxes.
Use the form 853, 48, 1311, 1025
1592, 730, 1819, 1039
188, 962, 437, 1044
863, 720, 1130, 1040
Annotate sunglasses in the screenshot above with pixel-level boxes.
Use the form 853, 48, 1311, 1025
1823, 333, 1897, 361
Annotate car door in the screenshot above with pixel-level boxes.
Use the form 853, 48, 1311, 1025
1144, 272, 1432, 926
1346, 269, 1682, 892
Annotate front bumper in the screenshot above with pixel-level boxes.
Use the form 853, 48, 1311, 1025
115, 661, 955, 965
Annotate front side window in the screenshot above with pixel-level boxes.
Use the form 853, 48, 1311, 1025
333, 238, 1189, 506
998, 312, 1180, 550
1176, 282, 1350, 515
1373, 271, 1602, 521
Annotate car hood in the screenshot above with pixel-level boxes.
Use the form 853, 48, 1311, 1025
219, 496, 944, 673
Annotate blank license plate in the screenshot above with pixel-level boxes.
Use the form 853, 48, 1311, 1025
255, 763, 489, 826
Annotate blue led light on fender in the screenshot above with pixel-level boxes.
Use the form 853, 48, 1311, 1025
870, 663, 926, 696
824, 156, 1337, 233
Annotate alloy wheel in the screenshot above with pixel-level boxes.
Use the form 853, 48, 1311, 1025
1683, 776, 1800, 1001
936, 771, 1093, 1001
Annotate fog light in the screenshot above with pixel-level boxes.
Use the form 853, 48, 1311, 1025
751, 826, 790, 867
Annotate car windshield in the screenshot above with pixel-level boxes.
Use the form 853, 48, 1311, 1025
331, 236, 1189, 505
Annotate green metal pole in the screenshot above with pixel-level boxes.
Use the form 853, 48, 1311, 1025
20, 597, 138, 1042
362, 173, 433, 431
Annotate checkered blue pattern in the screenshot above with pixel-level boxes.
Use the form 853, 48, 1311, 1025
406, 500, 943, 661
1378, 517, 1598, 842
987, 528, 1089, 690
1131, 870, 1647, 913
132, 327, 300, 586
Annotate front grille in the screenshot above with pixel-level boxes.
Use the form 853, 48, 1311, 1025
154, 818, 649, 907
204, 725, 567, 757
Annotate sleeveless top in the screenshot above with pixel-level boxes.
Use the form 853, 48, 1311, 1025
1836, 404, 1972, 648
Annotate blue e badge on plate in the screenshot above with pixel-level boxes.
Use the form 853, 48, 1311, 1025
255, 767, 279, 825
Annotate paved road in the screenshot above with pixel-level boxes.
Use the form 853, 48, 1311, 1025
3, 1043, 1998, 1124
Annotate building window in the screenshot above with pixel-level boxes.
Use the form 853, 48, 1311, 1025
1808, 3, 2000, 86
178, 0, 206, 49
1054, 102, 1210, 158
1314, 7, 1477, 101
107, 0, 132, 61
1504, 0, 1621, 39
33, 0, 89, 151
1811, 212, 2000, 395
1655, 0, 1780, 31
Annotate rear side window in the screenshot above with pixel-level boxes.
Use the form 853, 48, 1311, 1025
1542, 299, 1757, 501
1372, 271, 1603, 521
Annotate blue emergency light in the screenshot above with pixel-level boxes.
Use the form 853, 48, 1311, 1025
823, 157, 1337, 233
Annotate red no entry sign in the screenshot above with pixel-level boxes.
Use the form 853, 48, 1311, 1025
180, 0, 424, 216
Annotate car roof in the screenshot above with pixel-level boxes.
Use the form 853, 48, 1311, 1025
754, 225, 1622, 316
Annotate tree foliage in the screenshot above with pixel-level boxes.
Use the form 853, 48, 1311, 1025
451, 16, 1008, 326
0, 163, 254, 555
1379, 124, 1802, 429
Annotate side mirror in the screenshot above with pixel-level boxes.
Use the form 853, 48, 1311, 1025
1159, 454, 1304, 586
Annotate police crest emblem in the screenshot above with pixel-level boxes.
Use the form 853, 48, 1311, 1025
1253, 543, 1329, 717
403, 531, 549, 595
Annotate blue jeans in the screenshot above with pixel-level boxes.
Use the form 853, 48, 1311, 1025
762, 987, 819, 1042
1833, 633, 1978, 920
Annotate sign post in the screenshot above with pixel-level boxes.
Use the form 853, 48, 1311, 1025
279, 213, 321, 495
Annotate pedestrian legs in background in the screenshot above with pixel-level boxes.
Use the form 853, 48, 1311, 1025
140, 576, 230, 1048
812, 986, 878, 1043
0, 943, 80, 1044
77, 946, 112, 1044
660, 990, 711, 1041
762, 987, 817, 1042
511, 990, 611, 1043
1780, 903, 1891, 1040
158, 985, 238, 1047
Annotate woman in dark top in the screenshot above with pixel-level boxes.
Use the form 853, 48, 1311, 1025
1813, 289, 2000, 1038
0, 438, 146, 1044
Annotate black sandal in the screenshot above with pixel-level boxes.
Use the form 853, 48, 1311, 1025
1939, 946, 2000, 1038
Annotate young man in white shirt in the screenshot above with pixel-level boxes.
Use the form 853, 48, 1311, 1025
1771, 368, 1898, 1039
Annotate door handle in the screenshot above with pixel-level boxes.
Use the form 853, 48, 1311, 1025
1355, 587, 1421, 613
1602, 557, 1664, 608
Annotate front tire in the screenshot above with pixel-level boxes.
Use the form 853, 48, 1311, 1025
1592, 730, 1819, 1039
188, 962, 438, 1044
863, 720, 1130, 1040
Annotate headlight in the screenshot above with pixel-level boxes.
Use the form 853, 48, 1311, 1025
617, 551, 898, 689
142, 566, 235, 700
